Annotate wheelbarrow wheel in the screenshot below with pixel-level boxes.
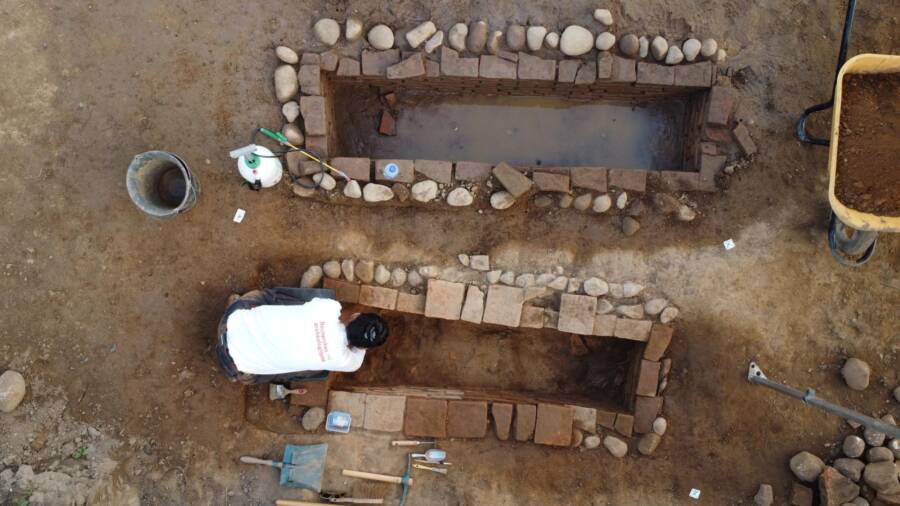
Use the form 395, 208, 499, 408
828, 212, 877, 266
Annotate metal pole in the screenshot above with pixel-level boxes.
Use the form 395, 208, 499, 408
747, 362, 900, 439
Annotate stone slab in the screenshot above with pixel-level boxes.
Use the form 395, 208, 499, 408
492, 402, 514, 440
403, 397, 448, 438
328, 391, 367, 427
520, 305, 544, 328
482, 285, 525, 327
597, 52, 613, 80
610, 54, 637, 83
558, 294, 598, 336
447, 400, 488, 438
636, 62, 675, 86
375, 159, 415, 184
425, 59, 440, 78
298, 64, 322, 95
387, 52, 426, 79
336, 57, 361, 77
597, 409, 617, 430
300, 53, 320, 65
558, 60, 580, 83
633, 396, 663, 434
594, 314, 617, 336
358, 285, 398, 310
320, 51, 339, 72
534, 404, 574, 447
362, 49, 401, 77
305, 135, 329, 158
635, 359, 661, 397
607, 169, 647, 192
479, 55, 517, 79
460, 285, 485, 324
570, 167, 607, 192
299, 96, 327, 136
614, 413, 634, 437
323, 278, 360, 303
514, 404, 537, 441
613, 318, 652, 341
700, 154, 727, 185
675, 61, 713, 88
440, 47, 478, 78
518, 52, 556, 81
364, 394, 406, 432
424, 279, 466, 320
644, 324, 674, 361
330, 157, 371, 181
574, 61, 597, 85
532, 171, 570, 193
396, 292, 426, 315
455, 161, 493, 182
733, 123, 757, 156
705, 86, 735, 126
415, 160, 453, 184
492, 162, 534, 198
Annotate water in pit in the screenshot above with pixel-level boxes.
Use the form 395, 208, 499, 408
333, 87, 690, 170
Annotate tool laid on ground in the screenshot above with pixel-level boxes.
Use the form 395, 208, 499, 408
240, 443, 328, 491
746, 362, 900, 439
390, 440, 434, 447
230, 128, 350, 190
269, 384, 308, 400
342, 457, 413, 506
412, 464, 447, 475
409, 449, 449, 465
275, 497, 383, 505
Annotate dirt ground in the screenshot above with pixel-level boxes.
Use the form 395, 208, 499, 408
1, 0, 899, 505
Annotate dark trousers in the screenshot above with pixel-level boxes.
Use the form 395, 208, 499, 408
216, 287, 334, 385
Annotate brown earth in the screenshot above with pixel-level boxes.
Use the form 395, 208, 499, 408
835, 72, 900, 216
1, 1, 899, 505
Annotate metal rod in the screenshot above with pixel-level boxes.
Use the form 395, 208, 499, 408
747, 362, 900, 439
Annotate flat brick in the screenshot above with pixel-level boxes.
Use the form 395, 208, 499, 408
497, 50, 518, 62
298, 64, 322, 95
633, 396, 663, 434
305, 135, 329, 158
636, 62, 675, 86
574, 61, 597, 85
607, 169, 647, 192
362, 49, 401, 77
492, 402, 514, 440
610, 54, 637, 83
614, 413, 634, 437
614, 318, 652, 341
364, 394, 406, 432
705, 86, 734, 126
492, 162, 534, 198
440, 47, 478, 78
425, 59, 440, 77
482, 285, 525, 327
424, 279, 466, 320
330, 157, 371, 181
447, 400, 488, 438
328, 391, 367, 427
300, 96, 327, 136
520, 305, 544, 328
323, 278, 360, 303
593, 314, 617, 336
455, 161, 492, 182
336, 57, 360, 77
415, 160, 453, 184
700, 141, 718, 155
479, 55, 516, 79
300, 53, 320, 65
636, 359, 661, 397
702, 123, 732, 143
518, 52, 556, 81
404, 398, 448, 438
460, 285, 485, 324
396, 292, 426, 315
558, 294, 598, 336
571, 406, 597, 434
659, 171, 703, 192
320, 51, 339, 72
289, 374, 332, 406
597, 52, 613, 79
359, 285, 398, 310
675, 61, 713, 88
534, 404, 574, 446
532, 171, 570, 193
732, 123, 757, 156
375, 159, 415, 184
700, 154, 726, 184
644, 324, 674, 361
514, 404, 537, 441
597, 409, 617, 430
558, 60, 580, 83
570, 167, 607, 192
387, 52, 426, 79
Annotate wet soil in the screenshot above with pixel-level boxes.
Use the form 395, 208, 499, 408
333, 84, 689, 169
835, 72, 900, 216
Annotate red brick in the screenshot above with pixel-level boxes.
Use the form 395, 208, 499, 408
636, 62, 674, 85
534, 404, 574, 447
336, 57, 360, 77
447, 401, 488, 438
361, 49, 401, 76
732, 123, 757, 156
574, 61, 597, 85
479, 55, 516, 79
482, 285, 525, 327
387, 52, 426, 79
396, 292, 426, 315
644, 324, 673, 361
520, 305, 544, 328
614, 413, 634, 437
608, 169, 647, 192
635, 360, 661, 397
460, 285, 485, 324
570, 167, 608, 192
705, 86, 734, 126
558, 60, 580, 83
330, 157, 371, 181
379, 110, 396, 136
404, 398, 448, 438
455, 161, 493, 182
633, 396, 663, 434
515, 404, 537, 441
493, 162, 534, 198
300, 96, 327, 136
298, 64, 322, 95
359, 285, 398, 310
415, 160, 453, 184
532, 171, 570, 193
614, 318, 652, 341
675, 61, 713, 88
597, 409, 617, 430
518, 52, 556, 81
440, 47, 478, 78
610, 54, 637, 83
593, 314, 617, 336
323, 278, 360, 303
491, 403, 514, 441
375, 159, 415, 184
424, 279, 466, 320
558, 294, 598, 336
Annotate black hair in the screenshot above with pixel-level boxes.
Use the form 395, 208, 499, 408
346, 313, 389, 348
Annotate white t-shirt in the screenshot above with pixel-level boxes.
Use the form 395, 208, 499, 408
225, 298, 366, 375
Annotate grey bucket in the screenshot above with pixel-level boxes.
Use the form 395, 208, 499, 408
126, 151, 199, 218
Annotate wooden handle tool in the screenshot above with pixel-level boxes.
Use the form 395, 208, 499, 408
342, 469, 411, 486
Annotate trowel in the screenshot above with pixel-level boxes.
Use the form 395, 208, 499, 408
269, 384, 307, 401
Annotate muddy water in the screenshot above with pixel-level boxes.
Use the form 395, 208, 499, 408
333, 88, 688, 170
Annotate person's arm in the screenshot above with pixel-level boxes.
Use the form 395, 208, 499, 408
329, 347, 366, 373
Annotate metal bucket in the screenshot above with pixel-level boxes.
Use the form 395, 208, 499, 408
126, 151, 199, 218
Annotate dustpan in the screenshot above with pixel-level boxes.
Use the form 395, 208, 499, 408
240, 443, 328, 491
